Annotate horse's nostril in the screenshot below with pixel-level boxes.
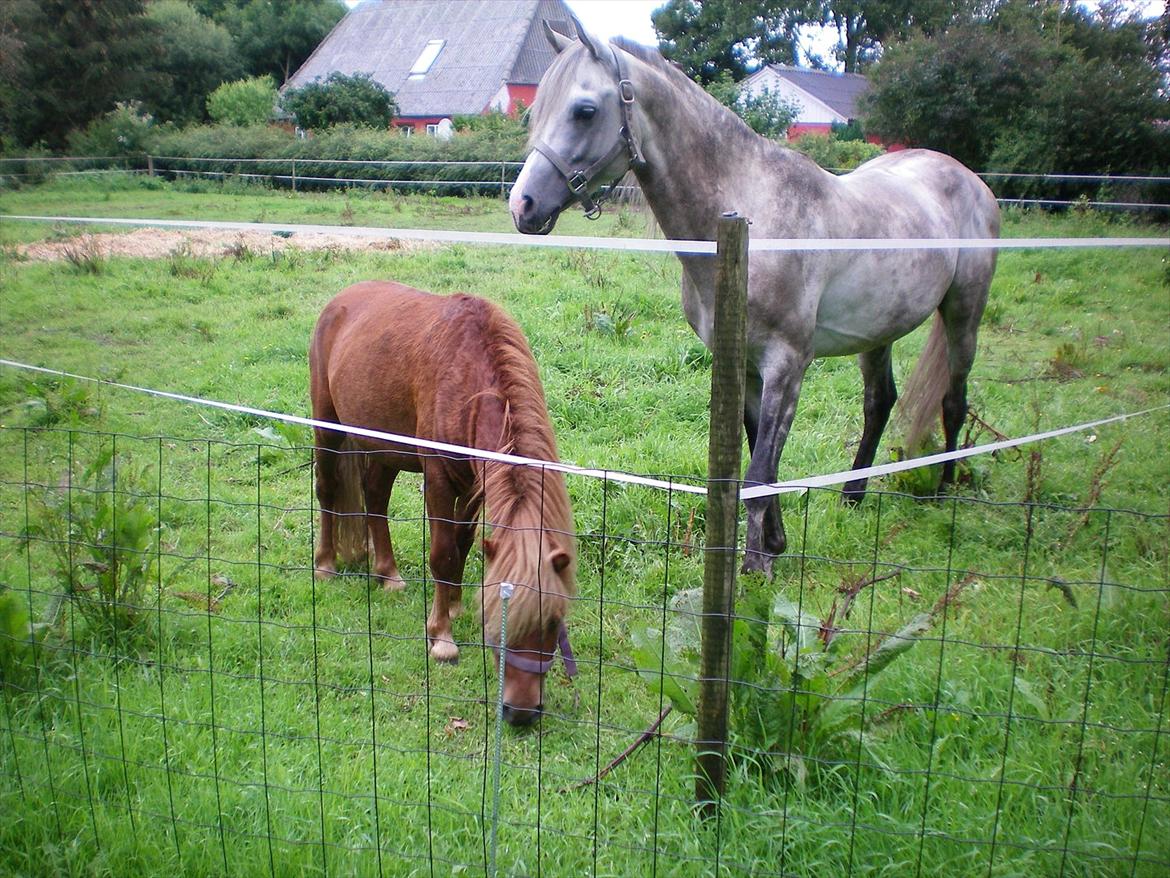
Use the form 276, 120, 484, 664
520, 195, 534, 215
502, 703, 542, 726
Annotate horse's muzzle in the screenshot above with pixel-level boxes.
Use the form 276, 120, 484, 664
502, 702, 543, 726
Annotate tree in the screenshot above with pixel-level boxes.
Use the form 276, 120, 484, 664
142, 0, 242, 126
0, 0, 163, 150
705, 71, 800, 138
281, 73, 397, 131
862, 21, 1044, 169
862, 2, 1169, 174
652, 0, 803, 83
218, 0, 346, 84
207, 76, 278, 127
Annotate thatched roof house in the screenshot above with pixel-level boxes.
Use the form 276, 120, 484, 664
285, 0, 579, 134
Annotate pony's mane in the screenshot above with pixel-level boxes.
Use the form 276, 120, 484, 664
470, 302, 576, 643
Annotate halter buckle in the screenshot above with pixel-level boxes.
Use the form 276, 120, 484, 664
567, 171, 589, 195
618, 79, 635, 104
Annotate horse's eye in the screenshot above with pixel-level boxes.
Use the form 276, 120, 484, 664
573, 104, 596, 122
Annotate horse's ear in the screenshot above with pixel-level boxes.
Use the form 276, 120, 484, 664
575, 24, 604, 61
483, 538, 497, 561
549, 549, 571, 574
543, 20, 574, 54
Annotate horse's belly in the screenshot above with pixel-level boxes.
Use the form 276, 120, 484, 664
812, 262, 952, 358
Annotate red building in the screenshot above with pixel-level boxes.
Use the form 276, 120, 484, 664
284, 0, 578, 135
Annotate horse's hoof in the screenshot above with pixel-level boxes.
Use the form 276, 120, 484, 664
314, 564, 336, 581
430, 639, 459, 664
741, 551, 775, 580
380, 574, 406, 592
841, 490, 865, 507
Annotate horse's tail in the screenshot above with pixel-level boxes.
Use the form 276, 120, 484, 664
897, 312, 950, 456
332, 436, 370, 565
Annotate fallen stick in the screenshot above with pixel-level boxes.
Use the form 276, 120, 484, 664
560, 704, 673, 792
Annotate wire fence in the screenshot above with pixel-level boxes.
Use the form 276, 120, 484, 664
3, 154, 1169, 212
1, 420, 1166, 876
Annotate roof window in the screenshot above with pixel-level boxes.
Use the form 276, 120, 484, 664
408, 39, 445, 80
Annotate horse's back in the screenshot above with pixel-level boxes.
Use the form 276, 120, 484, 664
310, 281, 464, 445
841, 149, 999, 239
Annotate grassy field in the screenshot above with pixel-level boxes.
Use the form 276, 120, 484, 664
0, 174, 1168, 877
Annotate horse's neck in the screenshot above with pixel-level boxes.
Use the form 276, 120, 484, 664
629, 63, 801, 241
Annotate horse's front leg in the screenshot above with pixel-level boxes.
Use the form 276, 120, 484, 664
742, 350, 809, 578
423, 471, 469, 663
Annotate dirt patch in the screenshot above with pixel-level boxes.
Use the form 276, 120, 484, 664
10, 227, 434, 262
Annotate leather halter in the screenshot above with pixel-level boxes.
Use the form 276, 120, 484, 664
488, 621, 579, 678
528, 44, 645, 220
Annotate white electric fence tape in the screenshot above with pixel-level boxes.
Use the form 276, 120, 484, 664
2, 359, 1166, 502
3, 214, 1167, 254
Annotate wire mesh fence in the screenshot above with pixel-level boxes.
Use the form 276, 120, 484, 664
2, 423, 1166, 876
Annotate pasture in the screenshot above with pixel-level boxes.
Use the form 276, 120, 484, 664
1, 175, 1168, 876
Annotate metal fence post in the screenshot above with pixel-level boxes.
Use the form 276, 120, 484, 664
695, 211, 748, 816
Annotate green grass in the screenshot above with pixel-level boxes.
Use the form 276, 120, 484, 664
0, 176, 1167, 876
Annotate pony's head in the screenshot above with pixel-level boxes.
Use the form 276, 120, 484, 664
510, 22, 642, 235
481, 520, 577, 726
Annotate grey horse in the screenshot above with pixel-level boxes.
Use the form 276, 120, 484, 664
510, 26, 1000, 577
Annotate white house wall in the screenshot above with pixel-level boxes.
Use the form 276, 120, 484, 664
740, 69, 844, 125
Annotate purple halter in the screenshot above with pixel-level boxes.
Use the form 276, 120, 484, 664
488, 622, 578, 678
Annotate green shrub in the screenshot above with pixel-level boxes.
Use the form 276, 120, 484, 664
207, 75, 278, 127
66, 101, 160, 157
281, 72, 396, 131
23, 448, 161, 648
631, 578, 977, 785
792, 134, 884, 171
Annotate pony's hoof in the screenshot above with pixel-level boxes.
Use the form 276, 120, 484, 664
314, 564, 336, 581
381, 574, 406, 592
741, 550, 775, 580
430, 639, 459, 664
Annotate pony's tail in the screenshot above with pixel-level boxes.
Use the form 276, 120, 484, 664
897, 313, 950, 456
332, 436, 370, 565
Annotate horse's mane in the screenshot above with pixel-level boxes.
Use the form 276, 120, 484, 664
467, 300, 576, 642
529, 34, 759, 153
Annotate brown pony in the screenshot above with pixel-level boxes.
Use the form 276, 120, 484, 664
310, 281, 577, 725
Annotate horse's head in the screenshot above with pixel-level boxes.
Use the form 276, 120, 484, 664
510, 22, 643, 235
482, 528, 577, 726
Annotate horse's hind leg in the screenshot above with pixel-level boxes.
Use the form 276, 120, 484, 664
363, 459, 405, 591
843, 345, 897, 505
313, 428, 344, 579
938, 273, 991, 489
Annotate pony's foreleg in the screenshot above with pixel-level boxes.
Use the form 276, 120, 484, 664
423, 476, 465, 663
843, 346, 897, 505
742, 351, 809, 577
362, 462, 405, 591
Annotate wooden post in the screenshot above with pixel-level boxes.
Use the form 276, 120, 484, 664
695, 211, 748, 816
146, 154, 154, 177
291, 159, 297, 192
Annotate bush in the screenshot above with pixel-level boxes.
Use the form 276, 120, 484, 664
150, 119, 528, 193
631, 578, 977, 785
207, 76, 278, 127
705, 71, 800, 140
281, 72, 396, 131
66, 101, 160, 157
792, 134, 884, 171
22, 448, 161, 648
